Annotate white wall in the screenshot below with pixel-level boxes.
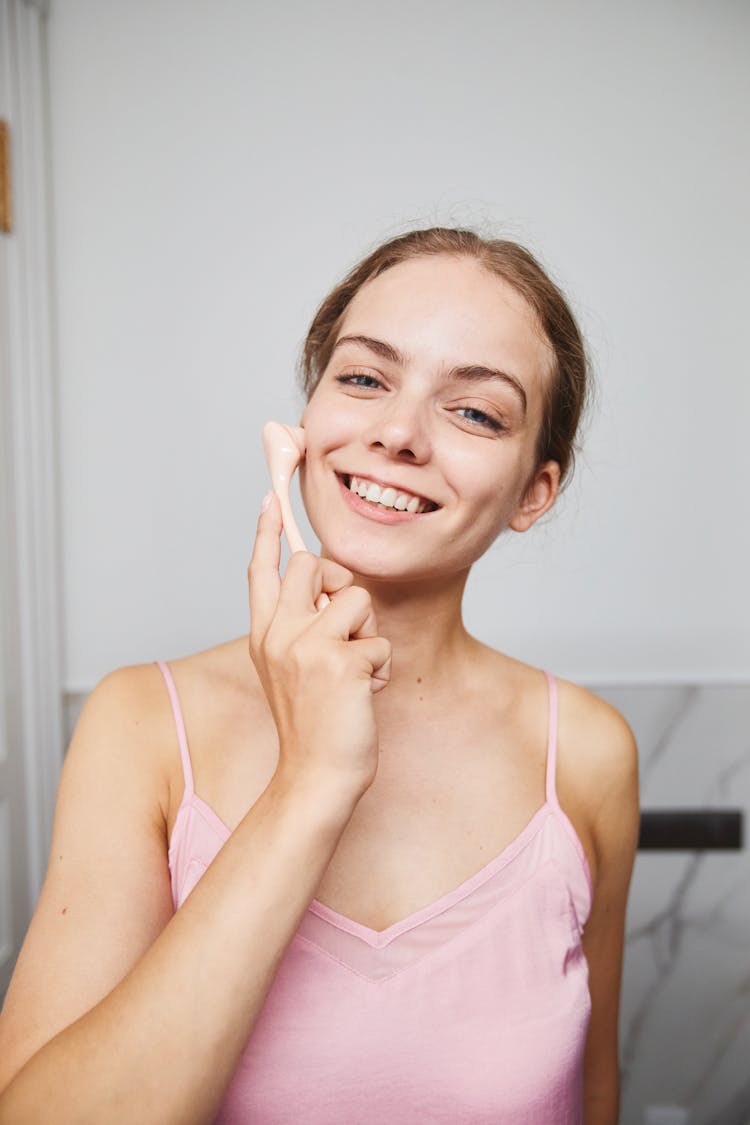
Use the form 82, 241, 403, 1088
47, 0, 750, 691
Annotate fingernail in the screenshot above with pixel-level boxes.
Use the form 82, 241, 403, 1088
261, 491, 273, 512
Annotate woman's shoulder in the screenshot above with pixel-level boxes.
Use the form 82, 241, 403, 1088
473, 643, 633, 722
475, 646, 639, 875
77, 637, 259, 824
158, 629, 262, 714
83, 636, 254, 741
550, 671, 640, 885
91, 635, 259, 721
155, 633, 252, 678
551, 672, 639, 789
477, 643, 636, 749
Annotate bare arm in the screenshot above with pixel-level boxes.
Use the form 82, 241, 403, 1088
0, 493, 391, 1124
0, 666, 359, 1125
580, 703, 640, 1125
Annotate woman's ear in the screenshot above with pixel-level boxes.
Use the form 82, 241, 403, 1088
508, 460, 561, 533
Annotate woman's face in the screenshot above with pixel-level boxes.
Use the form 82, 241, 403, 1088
298, 254, 560, 583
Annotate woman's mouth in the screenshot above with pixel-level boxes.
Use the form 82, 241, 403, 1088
335, 473, 440, 522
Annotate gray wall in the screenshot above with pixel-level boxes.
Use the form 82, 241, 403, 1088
48, 0, 749, 690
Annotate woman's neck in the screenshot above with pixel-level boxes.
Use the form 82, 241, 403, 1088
347, 565, 482, 703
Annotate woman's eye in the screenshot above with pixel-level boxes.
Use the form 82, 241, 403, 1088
456, 406, 505, 432
334, 374, 504, 433
335, 372, 382, 389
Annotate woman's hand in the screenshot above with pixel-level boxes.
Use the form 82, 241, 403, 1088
248, 492, 392, 801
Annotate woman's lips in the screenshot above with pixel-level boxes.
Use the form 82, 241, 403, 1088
335, 473, 434, 523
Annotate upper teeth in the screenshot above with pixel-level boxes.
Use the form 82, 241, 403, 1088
347, 475, 432, 514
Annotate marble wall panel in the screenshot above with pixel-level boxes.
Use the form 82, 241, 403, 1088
591, 683, 750, 1125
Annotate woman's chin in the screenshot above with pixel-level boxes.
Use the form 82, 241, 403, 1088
319, 541, 391, 577
316, 540, 442, 588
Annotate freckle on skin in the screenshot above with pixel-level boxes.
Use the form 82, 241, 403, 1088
61, 907, 67, 915
417, 677, 422, 684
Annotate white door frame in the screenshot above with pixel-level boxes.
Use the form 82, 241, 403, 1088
0, 0, 63, 995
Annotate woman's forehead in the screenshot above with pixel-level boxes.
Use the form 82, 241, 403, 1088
339, 256, 554, 390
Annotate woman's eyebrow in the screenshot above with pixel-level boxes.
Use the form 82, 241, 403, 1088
331, 333, 527, 419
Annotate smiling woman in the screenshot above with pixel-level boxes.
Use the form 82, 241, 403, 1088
0, 226, 638, 1125
299, 228, 594, 498
295, 240, 589, 581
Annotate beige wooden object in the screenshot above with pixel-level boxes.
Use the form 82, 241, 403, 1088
0, 121, 10, 233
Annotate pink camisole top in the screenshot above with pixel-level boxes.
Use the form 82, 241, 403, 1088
158, 660, 593, 1124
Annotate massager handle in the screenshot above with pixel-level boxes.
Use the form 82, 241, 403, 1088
262, 421, 329, 611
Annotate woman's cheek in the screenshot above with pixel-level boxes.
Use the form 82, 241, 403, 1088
297, 460, 311, 517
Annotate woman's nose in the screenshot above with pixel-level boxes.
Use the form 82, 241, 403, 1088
362, 392, 431, 462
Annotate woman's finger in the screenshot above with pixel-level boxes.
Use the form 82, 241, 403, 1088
303, 583, 373, 642
248, 492, 282, 643
326, 585, 391, 688
277, 551, 355, 618
348, 636, 392, 693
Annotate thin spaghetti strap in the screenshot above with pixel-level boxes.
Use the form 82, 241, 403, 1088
154, 660, 195, 798
542, 669, 559, 807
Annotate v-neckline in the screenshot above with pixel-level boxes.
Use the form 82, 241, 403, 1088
179, 790, 554, 944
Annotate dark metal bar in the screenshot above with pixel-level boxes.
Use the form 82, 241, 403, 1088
638, 809, 743, 851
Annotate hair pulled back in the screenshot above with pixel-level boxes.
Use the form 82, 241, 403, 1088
297, 227, 594, 495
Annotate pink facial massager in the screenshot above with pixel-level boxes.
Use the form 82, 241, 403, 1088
262, 421, 330, 611
262, 421, 390, 693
